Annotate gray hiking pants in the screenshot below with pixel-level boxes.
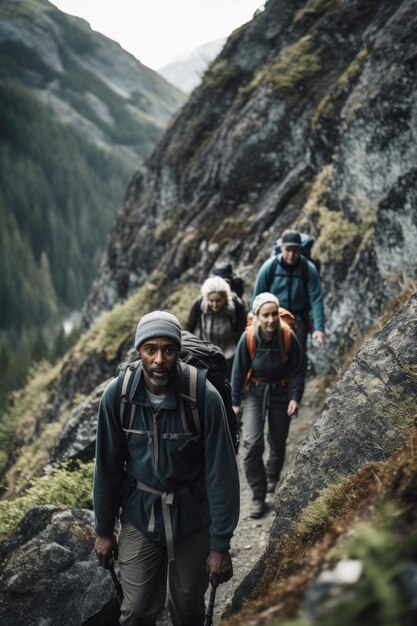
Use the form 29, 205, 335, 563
242, 384, 291, 500
118, 522, 210, 626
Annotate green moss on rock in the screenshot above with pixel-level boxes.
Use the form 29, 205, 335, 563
311, 48, 369, 133
293, 0, 336, 25
239, 36, 324, 105
212, 214, 257, 245
0, 461, 94, 541
202, 59, 239, 91
154, 206, 187, 243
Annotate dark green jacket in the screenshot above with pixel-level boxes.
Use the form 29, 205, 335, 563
93, 365, 240, 552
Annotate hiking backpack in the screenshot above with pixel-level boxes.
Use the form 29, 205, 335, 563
211, 262, 245, 299
117, 330, 239, 453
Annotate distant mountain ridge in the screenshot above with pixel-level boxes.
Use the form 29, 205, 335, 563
0, 0, 185, 161
158, 38, 226, 93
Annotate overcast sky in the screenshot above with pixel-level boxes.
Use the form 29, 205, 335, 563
51, 0, 265, 70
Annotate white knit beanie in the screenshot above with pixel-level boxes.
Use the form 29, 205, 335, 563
252, 292, 280, 315
134, 311, 182, 349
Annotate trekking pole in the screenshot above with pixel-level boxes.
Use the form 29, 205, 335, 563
204, 577, 217, 626
109, 562, 124, 606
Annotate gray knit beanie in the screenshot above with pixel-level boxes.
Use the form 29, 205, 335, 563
134, 311, 182, 349
252, 292, 280, 315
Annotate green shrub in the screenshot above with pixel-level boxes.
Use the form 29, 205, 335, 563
0, 460, 94, 540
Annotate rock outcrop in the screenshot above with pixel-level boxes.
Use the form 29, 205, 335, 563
0, 506, 119, 626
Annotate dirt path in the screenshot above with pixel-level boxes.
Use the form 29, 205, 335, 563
157, 376, 328, 625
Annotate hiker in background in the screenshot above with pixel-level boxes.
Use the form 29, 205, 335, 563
185, 275, 246, 378
93, 311, 239, 626
211, 261, 245, 300
231, 293, 304, 519
252, 229, 325, 374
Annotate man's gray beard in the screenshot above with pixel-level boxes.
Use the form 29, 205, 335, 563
143, 365, 175, 388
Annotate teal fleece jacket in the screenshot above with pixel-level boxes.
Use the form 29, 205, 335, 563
93, 366, 240, 553
252, 255, 324, 332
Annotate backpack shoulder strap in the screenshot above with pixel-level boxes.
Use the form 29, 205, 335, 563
300, 255, 309, 295
266, 255, 279, 290
116, 361, 142, 469
281, 323, 292, 356
246, 325, 256, 359
178, 361, 205, 441
244, 327, 256, 391
117, 361, 141, 430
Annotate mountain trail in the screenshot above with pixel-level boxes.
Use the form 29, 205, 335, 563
157, 373, 329, 624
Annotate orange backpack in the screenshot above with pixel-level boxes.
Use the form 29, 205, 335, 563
244, 307, 295, 390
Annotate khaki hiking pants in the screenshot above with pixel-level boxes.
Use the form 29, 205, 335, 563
118, 522, 210, 626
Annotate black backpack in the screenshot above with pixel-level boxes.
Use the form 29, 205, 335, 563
116, 331, 239, 453
211, 263, 245, 299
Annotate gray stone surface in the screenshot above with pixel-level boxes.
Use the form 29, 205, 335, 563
0, 507, 118, 626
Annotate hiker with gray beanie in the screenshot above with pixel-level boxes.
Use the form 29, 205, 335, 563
231, 293, 304, 519
93, 311, 239, 626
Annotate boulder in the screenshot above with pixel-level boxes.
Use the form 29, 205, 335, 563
0, 506, 119, 625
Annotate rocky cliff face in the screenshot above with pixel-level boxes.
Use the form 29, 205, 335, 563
0, 506, 118, 626
82, 0, 417, 375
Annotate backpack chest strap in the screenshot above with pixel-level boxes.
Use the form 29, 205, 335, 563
133, 479, 191, 562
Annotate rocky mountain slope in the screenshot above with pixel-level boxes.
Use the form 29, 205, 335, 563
82, 0, 417, 375
0, 0, 417, 623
